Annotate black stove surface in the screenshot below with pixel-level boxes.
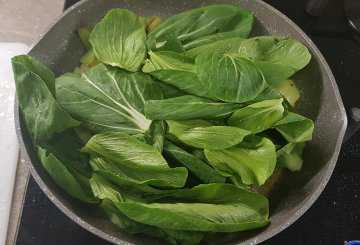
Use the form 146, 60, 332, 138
16, 0, 360, 244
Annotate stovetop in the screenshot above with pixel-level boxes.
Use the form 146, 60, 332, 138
15, 0, 360, 244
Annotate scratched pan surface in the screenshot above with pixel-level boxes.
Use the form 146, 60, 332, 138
14, 0, 347, 244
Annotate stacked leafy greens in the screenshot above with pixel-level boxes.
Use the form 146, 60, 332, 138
12, 4, 314, 245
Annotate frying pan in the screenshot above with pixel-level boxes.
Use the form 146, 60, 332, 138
14, 0, 347, 244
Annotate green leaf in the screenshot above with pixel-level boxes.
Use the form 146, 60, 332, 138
187, 36, 311, 86
77, 28, 92, 50
168, 119, 213, 131
90, 174, 125, 203
231, 36, 310, 69
143, 51, 196, 72
83, 132, 188, 188
163, 140, 226, 184
38, 129, 98, 202
228, 98, 284, 133
185, 33, 247, 51
36, 145, 96, 203
56, 64, 164, 135
152, 34, 185, 53
101, 200, 203, 245
108, 184, 267, 238
145, 95, 243, 120
101, 199, 147, 234
276, 142, 305, 171
185, 37, 246, 58
253, 61, 295, 87
251, 83, 282, 102
89, 9, 146, 72
40, 129, 92, 177
239, 36, 311, 87
74, 126, 93, 145
13, 55, 55, 94
190, 148, 208, 162
145, 120, 165, 152
90, 157, 181, 195
196, 52, 265, 103
142, 51, 217, 100
156, 82, 186, 99
273, 112, 314, 142
204, 136, 276, 185
12, 55, 80, 143
101, 200, 199, 245
167, 120, 251, 149
114, 185, 268, 232
162, 183, 268, 211
147, 4, 253, 51
92, 175, 204, 244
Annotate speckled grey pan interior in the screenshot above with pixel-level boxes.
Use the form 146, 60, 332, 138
15, 0, 347, 244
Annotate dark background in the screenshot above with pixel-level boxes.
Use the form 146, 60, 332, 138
16, 0, 360, 244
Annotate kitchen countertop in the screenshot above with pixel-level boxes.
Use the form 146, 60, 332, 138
0, 1, 65, 244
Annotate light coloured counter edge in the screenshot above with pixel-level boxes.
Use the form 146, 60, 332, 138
1, 0, 66, 243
